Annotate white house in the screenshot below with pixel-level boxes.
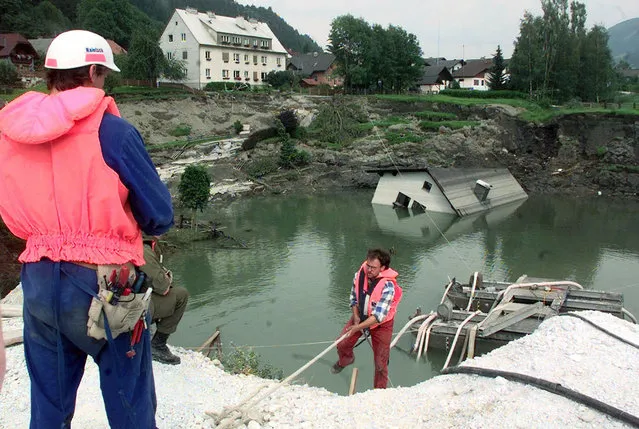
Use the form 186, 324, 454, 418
452, 59, 494, 91
159, 8, 288, 89
368, 167, 527, 217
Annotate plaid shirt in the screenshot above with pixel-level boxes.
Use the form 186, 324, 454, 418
350, 274, 396, 323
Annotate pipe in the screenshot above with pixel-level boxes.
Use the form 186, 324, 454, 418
390, 313, 430, 349
416, 315, 438, 361
622, 308, 638, 324
413, 315, 436, 357
442, 366, 639, 428
442, 310, 482, 369
440, 279, 455, 304
560, 313, 639, 350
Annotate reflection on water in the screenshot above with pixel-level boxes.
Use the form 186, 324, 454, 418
168, 192, 639, 393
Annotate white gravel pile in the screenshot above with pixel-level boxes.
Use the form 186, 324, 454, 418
1, 309, 638, 428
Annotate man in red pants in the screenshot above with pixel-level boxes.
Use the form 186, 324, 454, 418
331, 248, 403, 388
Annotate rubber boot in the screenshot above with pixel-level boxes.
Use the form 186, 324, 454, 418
151, 332, 181, 365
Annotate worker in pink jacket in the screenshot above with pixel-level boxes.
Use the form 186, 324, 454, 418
0, 308, 5, 392
0, 30, 173, 428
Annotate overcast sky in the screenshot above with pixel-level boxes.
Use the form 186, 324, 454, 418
237, 0, 638, 59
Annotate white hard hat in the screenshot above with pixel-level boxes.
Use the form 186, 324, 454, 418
45, 30, 120, 72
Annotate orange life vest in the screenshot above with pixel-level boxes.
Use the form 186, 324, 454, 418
354, 261, 403, 328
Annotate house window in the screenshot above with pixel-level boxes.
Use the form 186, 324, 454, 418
276, 57, 282, 67
260, 40, 270, 49
244, 70, 249, 80
205, 68, 211, 79
261, 56, 267, 65
175, 21, 178, 25
233, 53, 240, 63
220, 35, 230, 44
222, 52, 229, 63
232, 36, 241, 45
182, 51, 188, 60
233, 70, 240, 80
411, 201, 425, 212
253, 55, 258, 65
222, 69, 230, 79
422, 181, 433, 192
243, 38, 249, 46
167, 52, 173, 60
394, 192, 410, 208
181, 33, 186, 42
168, 34, 173, 42
205, 51, 211, 61
244, 54, 249, 64
481, 80, 485, 86
474, 79, 480, 86
253, 39, 258, 47
253, 71, 259, 81
260, 72, 267, 80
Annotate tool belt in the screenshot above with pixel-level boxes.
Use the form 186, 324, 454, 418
86, 263, 151, 341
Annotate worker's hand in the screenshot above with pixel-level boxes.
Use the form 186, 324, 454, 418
347, 325, 362, 337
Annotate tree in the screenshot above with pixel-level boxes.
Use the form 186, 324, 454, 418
123, 29, 186, 82
328, 15, 374, 90
264, 70, 298, 89
329, 15, 422, 92
578, 25, 615, 102
487, 45, 508, 90
0, 60, 19, 87
178, 165, 211, 228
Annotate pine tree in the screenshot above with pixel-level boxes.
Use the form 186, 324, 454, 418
487, 45, 507, 90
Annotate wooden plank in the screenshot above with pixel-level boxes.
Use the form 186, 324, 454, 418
195, 330, 220, 353
479, 302, 546, 338
467, 325, 478, 359
1, 304, 22, 318
3, 329, 23, 347
348, 367, 359, 395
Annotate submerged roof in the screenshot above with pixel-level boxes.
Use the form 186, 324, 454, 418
428, 167, 528, 216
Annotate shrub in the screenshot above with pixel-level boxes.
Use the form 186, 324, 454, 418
169, 123, 192, 137
439, 89, 527, 99
222, 346, 283, 380
244, 157, 279, 177
178, 165, 211, 227
278, 109, 298, 135
420, 120, 480, 131
308, 99, 369, 145
233, 120, 243, 134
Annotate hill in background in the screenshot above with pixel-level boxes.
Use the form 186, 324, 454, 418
608, 17, 639, 68
0, 0, 321, 55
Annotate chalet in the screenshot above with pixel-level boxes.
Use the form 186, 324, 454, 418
452, 59, 494, 91
418, 65, 453, 94
368, 167, 527, 217
159, 8, 288, 89
287, 52, 343, 87
0, 34, 38, 72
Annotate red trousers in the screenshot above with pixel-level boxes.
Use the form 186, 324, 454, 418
336, 317, 394, 389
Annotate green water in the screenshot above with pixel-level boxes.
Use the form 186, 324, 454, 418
168, 192, 639, 393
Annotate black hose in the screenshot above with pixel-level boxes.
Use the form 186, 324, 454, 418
560, 313, 639, 350
442, 366, 639, 428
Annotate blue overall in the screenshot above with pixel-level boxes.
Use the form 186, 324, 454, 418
22, 260, 157, 429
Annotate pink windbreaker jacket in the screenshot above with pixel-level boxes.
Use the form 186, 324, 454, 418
0, 86, 144, 265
